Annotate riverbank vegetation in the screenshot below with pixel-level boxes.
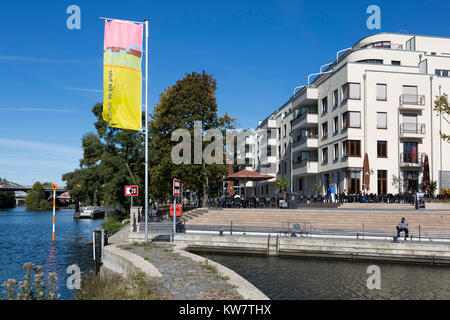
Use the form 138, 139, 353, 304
77, 271, 167, 300
24, 182, 52, 211
63, 71, 238, 209
1, 262, 59, 300
0, 178, 15, 209
102, 210, 129, 235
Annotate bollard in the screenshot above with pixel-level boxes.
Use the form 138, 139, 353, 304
93, 229, 107, 275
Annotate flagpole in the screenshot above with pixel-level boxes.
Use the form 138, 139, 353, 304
144, 19, 149, 243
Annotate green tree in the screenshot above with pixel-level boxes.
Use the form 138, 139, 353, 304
148, 71, 235, 206
434, 93, 450, 142
0, 178, 16, 209
63, 103, 145, 209
24, 182, 51, 211
274, 177, 290, 199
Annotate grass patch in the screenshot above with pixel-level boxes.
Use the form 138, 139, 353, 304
200, 260, 218, 274
102, 210, 129, 236
77, 271, 168, 300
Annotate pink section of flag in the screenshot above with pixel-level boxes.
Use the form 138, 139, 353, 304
104, 20, 143, 50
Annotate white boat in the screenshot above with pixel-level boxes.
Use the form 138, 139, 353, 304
79, 206, 105, 219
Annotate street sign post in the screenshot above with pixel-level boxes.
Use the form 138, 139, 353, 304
52, 184, 57, 242
125, 185, 138, 208
173, 179, 181, 240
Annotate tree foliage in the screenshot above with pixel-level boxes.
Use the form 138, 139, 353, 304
434, 93, 450, 142
24, 182, 51, 211
0, 178, 15, 209
63, 71, 235, 208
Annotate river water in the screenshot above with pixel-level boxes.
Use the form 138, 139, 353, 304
200, 253, 450, 300
0, 207, 103, 300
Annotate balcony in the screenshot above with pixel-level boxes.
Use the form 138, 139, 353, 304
399, 94, 425, 111
399, 123, 426, 139
291, 111, 318, 131
292, 134, 319, 152
400, 152, 425, 168
293, 160, 319, 176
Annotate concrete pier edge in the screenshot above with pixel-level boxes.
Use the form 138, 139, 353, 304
102, 243, 163, 278
102, 242, 269, 300
173, 244, 270, 300
174, 233, 450, 266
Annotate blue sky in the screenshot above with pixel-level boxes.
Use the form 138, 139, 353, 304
0, 0, 449, 185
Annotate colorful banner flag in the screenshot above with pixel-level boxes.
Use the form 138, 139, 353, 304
103, 20, 143, 131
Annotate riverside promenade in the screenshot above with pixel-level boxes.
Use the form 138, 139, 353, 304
105, 227, 268, 300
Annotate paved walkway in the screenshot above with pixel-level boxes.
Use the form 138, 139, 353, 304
119, 243, 243, 300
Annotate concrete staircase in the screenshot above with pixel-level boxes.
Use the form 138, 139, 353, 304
183, 208, 450, 234
181, 208, 208, 223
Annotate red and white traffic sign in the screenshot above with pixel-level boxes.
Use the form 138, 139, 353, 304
173, 179, 181, 196
125, 185, 139, 197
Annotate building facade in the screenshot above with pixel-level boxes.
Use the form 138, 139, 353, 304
245, 33, 450, 197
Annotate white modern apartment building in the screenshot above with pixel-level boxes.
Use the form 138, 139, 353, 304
245, 32, 450, 197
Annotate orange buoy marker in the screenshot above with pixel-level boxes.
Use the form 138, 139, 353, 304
52, 184, 57, 242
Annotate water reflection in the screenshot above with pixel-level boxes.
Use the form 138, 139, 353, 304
199, 253, 450, 300
0, 207, 103, 300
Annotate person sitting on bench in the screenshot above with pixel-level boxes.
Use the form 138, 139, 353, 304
396, 218, 409, 240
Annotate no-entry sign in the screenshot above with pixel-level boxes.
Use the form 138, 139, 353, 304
125, 185, 138, 197
173, 179, 181, 196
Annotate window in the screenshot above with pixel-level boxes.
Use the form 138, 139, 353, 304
284, 161, 287, 174
333, 116, 339, 134
349, 171, 361, 194
322, 122, 328, 139
377, 112, 387, 129
267, 146, 272, 157
436, 69, 450, 77
333, 90, 339, 107
363, 41, 391, 49
267, 130, 272, 139
357, 59, 383, 64
342, 111, 360, 128
377, 141, 387, 158
377, 170, 387, 196
322, 148, 328, 164
334, 143, 339, 161
343, 140, 361, 157
284, 125, 287, 138
342, 83, 361, 101
376, 83, 387, 101
298, 178, 303, 192
322, 97, 328, 113
391, 60, 401, 65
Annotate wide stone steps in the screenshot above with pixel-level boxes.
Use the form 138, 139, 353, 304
183, 209, 450, 233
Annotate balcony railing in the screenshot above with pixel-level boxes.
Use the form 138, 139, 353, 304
399, 94, 425, 106
292, 110, 318, 127
400, 152, 425, 165
293, 159, 318, 170
400, 123, 426, 135
292, 133, 318, 149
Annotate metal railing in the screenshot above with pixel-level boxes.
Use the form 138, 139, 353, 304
400, 152, 425, 165
400, 123, 426, 135
292, 133, 318, 149
293, 160, 318, 170
291, 110, 318, 127
399, 94, 425, 106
